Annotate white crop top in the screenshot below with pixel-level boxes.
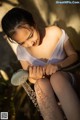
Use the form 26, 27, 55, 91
17, 29, 69, 66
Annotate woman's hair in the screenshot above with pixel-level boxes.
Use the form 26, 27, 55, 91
1, 7, 35, 39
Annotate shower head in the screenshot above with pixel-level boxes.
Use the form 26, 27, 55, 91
11, 69, 29, 86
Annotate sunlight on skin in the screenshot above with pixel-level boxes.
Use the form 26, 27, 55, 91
2, 13, 80, 61
0, 0, 80, 60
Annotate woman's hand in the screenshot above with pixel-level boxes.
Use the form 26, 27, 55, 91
43, 64, 58, 75
29, 66, 43, 80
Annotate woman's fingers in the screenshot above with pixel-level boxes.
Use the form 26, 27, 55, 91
29, 64, 58, 78
42, 66, 46, 75
39, 66, 44, 76
36, 66, 40, 73
29, 66, 33, 74
37, 66, 43, 77
44, 64, 58, 75
45, 64, 51, 75
29, 66, 43, 79
33, 66, 36, 74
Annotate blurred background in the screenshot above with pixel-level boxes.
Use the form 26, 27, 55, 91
0, 0, 80, 120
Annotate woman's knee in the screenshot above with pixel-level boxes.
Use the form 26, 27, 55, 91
36, 78, 49, 86
34, 78, 54, 96
50, 71, 65, 83
34, 78, 50, 91
50, 71, 70, 93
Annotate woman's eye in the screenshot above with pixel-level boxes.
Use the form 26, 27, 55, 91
28, 33, 33, 39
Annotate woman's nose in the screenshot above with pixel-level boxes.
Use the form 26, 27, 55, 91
28, 41, 34, 47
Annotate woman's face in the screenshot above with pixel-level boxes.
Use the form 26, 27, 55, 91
12, 26, 40, 48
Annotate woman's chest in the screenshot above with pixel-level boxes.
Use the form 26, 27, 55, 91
26, 37, 59, 62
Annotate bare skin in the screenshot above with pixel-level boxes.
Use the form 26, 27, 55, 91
13, 25, 80, 120
16, 26, 78, 82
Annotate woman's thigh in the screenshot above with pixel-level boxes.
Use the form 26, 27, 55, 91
34, 78, 54, 99
50, 71, 74, 92
34, 78, 65, 120
50, 71, 80, 103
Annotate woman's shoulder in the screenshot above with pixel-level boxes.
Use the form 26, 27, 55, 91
45, 25, 62, 39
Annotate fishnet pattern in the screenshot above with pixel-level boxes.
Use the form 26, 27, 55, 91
34, 82, 59, 120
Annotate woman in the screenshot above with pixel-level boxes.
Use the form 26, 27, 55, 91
1, 7, 80, 120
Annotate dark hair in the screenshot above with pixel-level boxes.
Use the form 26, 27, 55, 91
1, 7, 35, 39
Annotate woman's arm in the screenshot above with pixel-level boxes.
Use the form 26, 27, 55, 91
20, 60, 37, 84
43, 40, 78, 75
20, 61, 44, 84
20, 60, 30, 70
57, 39, 78, 69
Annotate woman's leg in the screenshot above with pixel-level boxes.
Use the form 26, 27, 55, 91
50, 71, 80, 120
34, 78, 64, 120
